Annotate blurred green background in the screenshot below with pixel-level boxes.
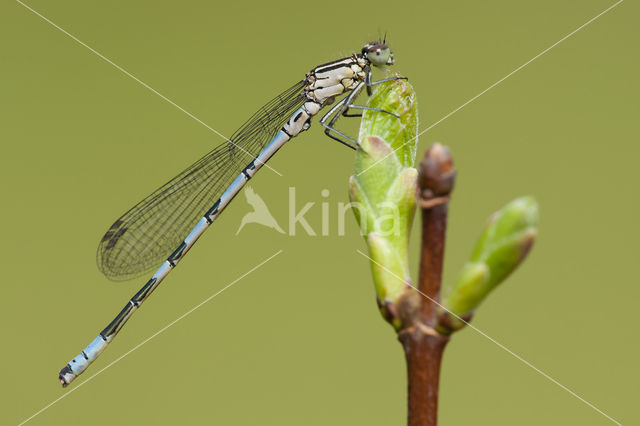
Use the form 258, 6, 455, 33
1, 0, 637, 424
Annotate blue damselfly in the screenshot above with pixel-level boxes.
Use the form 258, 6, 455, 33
59, 40, 404, 387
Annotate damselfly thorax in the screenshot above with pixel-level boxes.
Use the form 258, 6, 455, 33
284, 44, 395, 140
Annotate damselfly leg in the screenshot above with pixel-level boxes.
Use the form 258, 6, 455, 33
365, 72, 408, 95
321, 74, 406, 149
341, 104, 400, 118
321, 96, 362, 149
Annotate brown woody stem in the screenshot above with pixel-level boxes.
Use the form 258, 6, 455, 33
401, 327, 449, 426
401, 143, 456, 426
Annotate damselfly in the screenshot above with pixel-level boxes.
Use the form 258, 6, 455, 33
59, 40, 404, 387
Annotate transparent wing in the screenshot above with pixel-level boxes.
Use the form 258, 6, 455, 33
97, 80, 306, 281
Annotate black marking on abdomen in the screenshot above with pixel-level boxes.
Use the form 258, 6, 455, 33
168, 241, 187, 265
82, 351, 89, 360
205, 199, 222, 222
242, 161, 257, 180
101, 302, 136, 337
59, 364, 73, 384
281, 126, 292, 137
132, 277, 157, 304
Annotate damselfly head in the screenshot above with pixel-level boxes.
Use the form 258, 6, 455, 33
362, 42, 394, 67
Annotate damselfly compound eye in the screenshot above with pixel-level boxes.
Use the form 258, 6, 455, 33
369, 47, 391, 66
362, 42, 393, 67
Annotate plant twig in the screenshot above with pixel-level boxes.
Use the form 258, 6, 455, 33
400, 143, 456, 426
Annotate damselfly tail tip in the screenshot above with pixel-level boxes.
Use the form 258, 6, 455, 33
58, 365, 74, 388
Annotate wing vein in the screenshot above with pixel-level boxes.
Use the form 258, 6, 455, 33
97, 80, 306, 280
